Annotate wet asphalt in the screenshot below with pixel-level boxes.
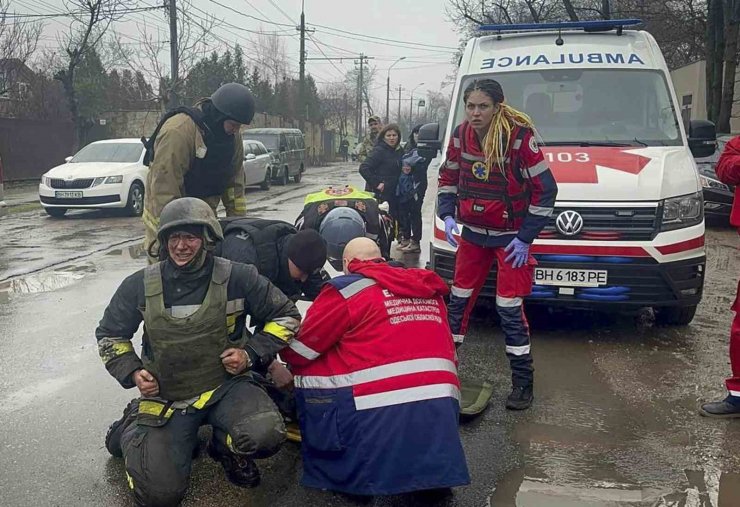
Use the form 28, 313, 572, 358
1, 162, 740, 506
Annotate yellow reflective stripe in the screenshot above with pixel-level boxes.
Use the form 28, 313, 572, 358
304, 187, 375, 204
226, 434, 236, 453
263, 321, 292, 342
126, 471, 134, 490
112, 342, 134, 356
142, 208, 159, 231
226, 187, 235, 201
226, 314, 237, 330
139, 400, 174, 419
233, 196, 247, 214
191, 389, 217, 410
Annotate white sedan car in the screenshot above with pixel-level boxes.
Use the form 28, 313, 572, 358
243, 139, 273, 190
39, 138, 147, 218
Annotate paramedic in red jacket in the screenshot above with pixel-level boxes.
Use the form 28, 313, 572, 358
437, 78, 558, 411
701, 136, 740, 418
280, 237, 470, 496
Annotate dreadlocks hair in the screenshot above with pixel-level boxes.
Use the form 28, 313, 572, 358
463, 79, 536, 176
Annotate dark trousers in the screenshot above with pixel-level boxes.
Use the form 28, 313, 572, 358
121, 380, 285, 507
398, 197, 423, 242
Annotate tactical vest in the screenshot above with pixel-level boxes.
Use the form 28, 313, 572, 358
300, 187, 381, 238
142, 106, 236, 198
141, 257, 237, 401
220, 218, 297, 281
456, 122, 530, 232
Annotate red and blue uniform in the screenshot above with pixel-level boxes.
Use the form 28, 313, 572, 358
281, 259, 470, 495
437, 120, 558, 387
715, 136, 740, 398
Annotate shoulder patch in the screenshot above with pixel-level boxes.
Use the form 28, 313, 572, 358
528, 136, 539, 154
327, 274, 364, 291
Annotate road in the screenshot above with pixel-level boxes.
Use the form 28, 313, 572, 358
1, 161, 740, 507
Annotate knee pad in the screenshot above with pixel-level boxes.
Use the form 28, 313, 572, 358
229, 411, 286, 459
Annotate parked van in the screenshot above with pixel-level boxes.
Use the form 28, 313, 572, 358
418, 19, 716, 326
242, 128, 305, 185
0, 154, 5, 217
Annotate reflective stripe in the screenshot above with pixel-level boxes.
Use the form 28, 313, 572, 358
453, 137, 461, 148
139, 400, 175, 419
126, 472, 134, 490
142, 208, 159, 232
464, 225, 518, 236
506, 345, 531, 356
294, 358, 457, 389
191, 389, 217, 409
528, 205, 554, 217
226, 298, 244, 314
445, 161, 460, 170
730, 390, 740, 397
513, 139, 522, 149
451, 286, 474, 298
452, 334, 465, 344
354, 383, 460, 410
233, 196, 247, 214
438, 185, 458, 194
461, 152, 485, 162
168, 304, 200, 318
98, 337, 135, 364
263, 321, 294, 342
523, 160, 549, 178
339, 278, 376, 299
226, 434, 235, 453
111, 342, 133, 356
288, 339, 321, 360
496, 295, 523, 307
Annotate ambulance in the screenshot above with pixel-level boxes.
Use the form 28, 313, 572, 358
418, 19, 717, 326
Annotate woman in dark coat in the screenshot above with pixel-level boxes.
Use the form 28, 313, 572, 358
405, 124, 432, 206
359, 123, 404, 222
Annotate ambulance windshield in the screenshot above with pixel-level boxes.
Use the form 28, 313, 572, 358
457, 69, 681, 147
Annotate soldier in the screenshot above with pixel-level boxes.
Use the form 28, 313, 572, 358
357, 115, 383, 162
98, 198, 301, 505
142, 83, 254, 262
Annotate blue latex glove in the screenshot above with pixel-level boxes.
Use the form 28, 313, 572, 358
443, 216, 460, 247
504, 237, 530, 268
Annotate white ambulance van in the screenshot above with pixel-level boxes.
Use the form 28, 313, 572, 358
418, 19, 717, 326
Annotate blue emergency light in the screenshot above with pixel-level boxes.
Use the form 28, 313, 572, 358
478, 19, 642, 33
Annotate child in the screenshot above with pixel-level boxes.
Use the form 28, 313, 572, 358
395, 151, 425, 253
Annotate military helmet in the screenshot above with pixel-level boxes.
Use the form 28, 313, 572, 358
319, 207, 366, 270
211, 83, 256, 125
157, 197, 224, 243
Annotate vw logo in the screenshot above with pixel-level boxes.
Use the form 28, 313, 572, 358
555, 210, 584, 236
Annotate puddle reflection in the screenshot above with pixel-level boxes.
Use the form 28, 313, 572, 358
0, 263, 96, 295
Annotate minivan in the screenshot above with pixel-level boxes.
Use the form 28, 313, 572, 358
418, 19, 716, 326
242, 128, 305, 185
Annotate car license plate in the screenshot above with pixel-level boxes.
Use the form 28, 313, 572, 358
55, 191, 83, 198
534, 268, 608, 287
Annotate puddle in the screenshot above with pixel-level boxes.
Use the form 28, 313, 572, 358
0, 263, 96, 294
106, 244, 147, 260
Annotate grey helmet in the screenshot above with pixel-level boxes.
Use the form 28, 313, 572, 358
211, 83, 256, 125
156, 197, 224, 245
319, 207, 366, 270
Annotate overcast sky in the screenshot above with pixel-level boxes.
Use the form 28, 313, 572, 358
27, 0, 462, 108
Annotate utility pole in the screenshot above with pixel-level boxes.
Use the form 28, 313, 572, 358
397, 84, 403, 124
352, 53, 372, 139
296, 1, 314, 128
167, 0, 178, 110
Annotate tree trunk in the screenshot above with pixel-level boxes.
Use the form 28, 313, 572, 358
55, 68, 81, 151
601, 0, 611, 19
707, 0, 725, 123
718, 0, 740, 132
562, 0, 579, 21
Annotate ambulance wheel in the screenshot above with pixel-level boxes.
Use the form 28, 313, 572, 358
654, 305, 697, 326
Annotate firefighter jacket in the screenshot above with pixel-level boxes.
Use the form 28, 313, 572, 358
142, 107, 246, 245
281, 259, 470, 495
214, 217, 325, 301
96, 255, 301, 399
437, 120, 558, 246
716, 135, 740, 228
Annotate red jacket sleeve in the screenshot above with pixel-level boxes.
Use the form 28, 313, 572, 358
437, 125, 462, 219
517, 130, 558, 243
280, 285, 351, 367
716, 136, 740, 186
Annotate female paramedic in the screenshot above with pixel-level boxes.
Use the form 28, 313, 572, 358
437, 78, 558, 411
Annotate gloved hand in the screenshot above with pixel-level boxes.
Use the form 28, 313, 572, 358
504, 237, 530, 269
444, 216, 460, 247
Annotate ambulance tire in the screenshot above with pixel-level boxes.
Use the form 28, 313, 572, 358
654, 305, 697, 326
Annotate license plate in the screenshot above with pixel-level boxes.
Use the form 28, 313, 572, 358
55, 191, 83, 198
534, 268, 608, 287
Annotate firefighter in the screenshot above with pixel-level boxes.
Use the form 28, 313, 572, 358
437, 78, 558, 412
142, 83, 254, 263
281, 237, 470, 495
97, 198, 301, 505
700, 135, 740, 418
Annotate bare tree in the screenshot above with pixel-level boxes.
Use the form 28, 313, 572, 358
54, 0, 124, 148
113, 0, 216, 110
718, 0, 740, 132
249, 30, 289, 88
319, 82, 353, 140
0, 0, 43, 95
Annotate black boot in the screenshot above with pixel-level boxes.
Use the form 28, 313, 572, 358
506, 385, 533, 410
207, 441, 261, 488
105, 398, 139, 457
699, 396, 740, 418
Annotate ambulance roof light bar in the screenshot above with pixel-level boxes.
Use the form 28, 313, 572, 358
478, 19, 642, 35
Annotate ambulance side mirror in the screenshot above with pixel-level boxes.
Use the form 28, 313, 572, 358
688, 120, 717, 159
416, 122, 441, 160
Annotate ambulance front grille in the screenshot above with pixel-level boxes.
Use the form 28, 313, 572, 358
540, 206, 658, 241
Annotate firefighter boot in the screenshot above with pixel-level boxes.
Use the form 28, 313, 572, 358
699, 395, 740, 418
105, 398, 140, 458
207, 440, 261, 488
506, 385, 533, 411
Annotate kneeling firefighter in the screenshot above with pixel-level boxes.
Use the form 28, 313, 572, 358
142, 83, 255, 263
97, 197, 301, 505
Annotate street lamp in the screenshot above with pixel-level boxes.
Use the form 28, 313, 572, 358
409, 82, 425, 133
386, 57, 406, 124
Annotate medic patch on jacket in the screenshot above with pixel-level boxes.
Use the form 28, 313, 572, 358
325, 186, 352, 197
529, 136, 539, 153
355, 201, 367, 212
472, 161, 489, 180
318, 203, 329, 214
473, 204, 485, 213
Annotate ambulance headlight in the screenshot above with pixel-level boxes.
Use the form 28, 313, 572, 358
660, 192, 703, 231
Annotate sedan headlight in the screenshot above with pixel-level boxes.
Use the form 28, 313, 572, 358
660, 192, 703, 231
91, 177, 106, 187
41, 174, 51, 187
699, 174, 731, 192
104, 175, 123, 184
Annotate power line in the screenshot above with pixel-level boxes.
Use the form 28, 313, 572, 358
308, 23, 458, 51
207, 0, 294, 28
